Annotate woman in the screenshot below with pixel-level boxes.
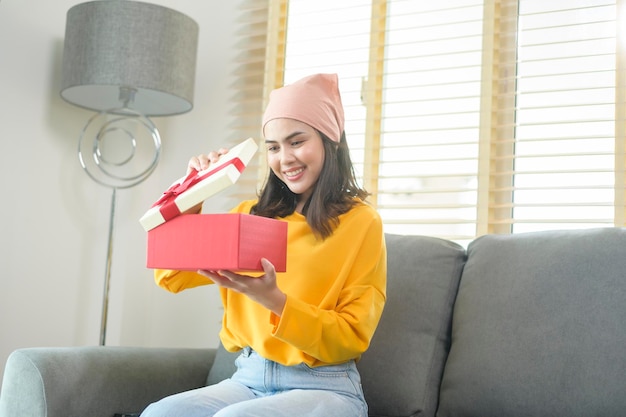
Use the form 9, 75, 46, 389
141, 73, 386, 417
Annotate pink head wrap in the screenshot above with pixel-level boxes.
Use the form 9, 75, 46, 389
262, 73, 345, 143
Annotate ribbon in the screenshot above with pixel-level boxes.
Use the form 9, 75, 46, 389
152, 158, 246, 221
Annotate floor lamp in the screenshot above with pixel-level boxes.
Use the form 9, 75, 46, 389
60, 0, 199, 346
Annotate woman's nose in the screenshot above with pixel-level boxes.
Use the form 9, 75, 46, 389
280, 148, 295, 162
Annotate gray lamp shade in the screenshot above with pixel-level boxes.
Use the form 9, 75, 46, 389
61, 0, 199, 116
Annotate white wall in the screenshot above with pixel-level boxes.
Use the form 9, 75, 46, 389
0, 0, 246, 387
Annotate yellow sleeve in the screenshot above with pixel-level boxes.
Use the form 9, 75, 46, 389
154, 268, 214, 293
269, 206, 387, 364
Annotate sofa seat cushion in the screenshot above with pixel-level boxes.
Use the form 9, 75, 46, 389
438, 227, 626, 417
359, 233, 466, 417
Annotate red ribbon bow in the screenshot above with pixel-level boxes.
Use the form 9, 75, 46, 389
152, 158, 245, 221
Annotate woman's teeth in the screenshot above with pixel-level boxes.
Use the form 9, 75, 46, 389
285, 168, 304, 178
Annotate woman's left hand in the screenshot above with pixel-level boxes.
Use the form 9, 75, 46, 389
197, 258, 287, 316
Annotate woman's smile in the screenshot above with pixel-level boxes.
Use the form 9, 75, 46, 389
283, 167, 305, 180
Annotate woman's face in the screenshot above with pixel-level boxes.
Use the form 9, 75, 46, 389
264, 118, 325, 207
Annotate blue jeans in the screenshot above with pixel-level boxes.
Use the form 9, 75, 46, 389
140, 347, 368, 417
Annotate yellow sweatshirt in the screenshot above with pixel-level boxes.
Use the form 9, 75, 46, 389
154, 199, 387, 367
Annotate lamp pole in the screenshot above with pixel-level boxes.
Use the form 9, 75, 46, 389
100, 187, 116, 346
78, 106, 161, 346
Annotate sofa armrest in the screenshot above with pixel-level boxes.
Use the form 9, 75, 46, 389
0, 346, 216, 417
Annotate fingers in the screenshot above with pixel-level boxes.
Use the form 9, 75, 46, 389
198, 269, 246, 293
197, 266, 271, 292
187, 154, 209, 174
197, 269, 229, 286
260, 258, 275, 275
186, 148, 230, 175
216, 148, 230, 158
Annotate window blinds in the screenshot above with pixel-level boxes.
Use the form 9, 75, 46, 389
263, 0, 626, 242
509, 0, 618, 233
222, 0, 270, 204
380, 0, 484, 241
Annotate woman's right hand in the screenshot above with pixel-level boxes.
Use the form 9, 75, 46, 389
183, 148, 229, 214
187, 148, 229, 175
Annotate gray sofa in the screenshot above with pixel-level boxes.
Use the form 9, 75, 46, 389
2, 228, 626, 417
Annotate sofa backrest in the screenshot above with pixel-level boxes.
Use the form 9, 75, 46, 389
437, 227, 626, 417
358, 233, 466, 417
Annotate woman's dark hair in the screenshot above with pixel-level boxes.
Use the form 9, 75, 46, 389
251, 130, 369, 239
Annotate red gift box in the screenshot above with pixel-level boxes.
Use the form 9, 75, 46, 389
146, 213, 287, 272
